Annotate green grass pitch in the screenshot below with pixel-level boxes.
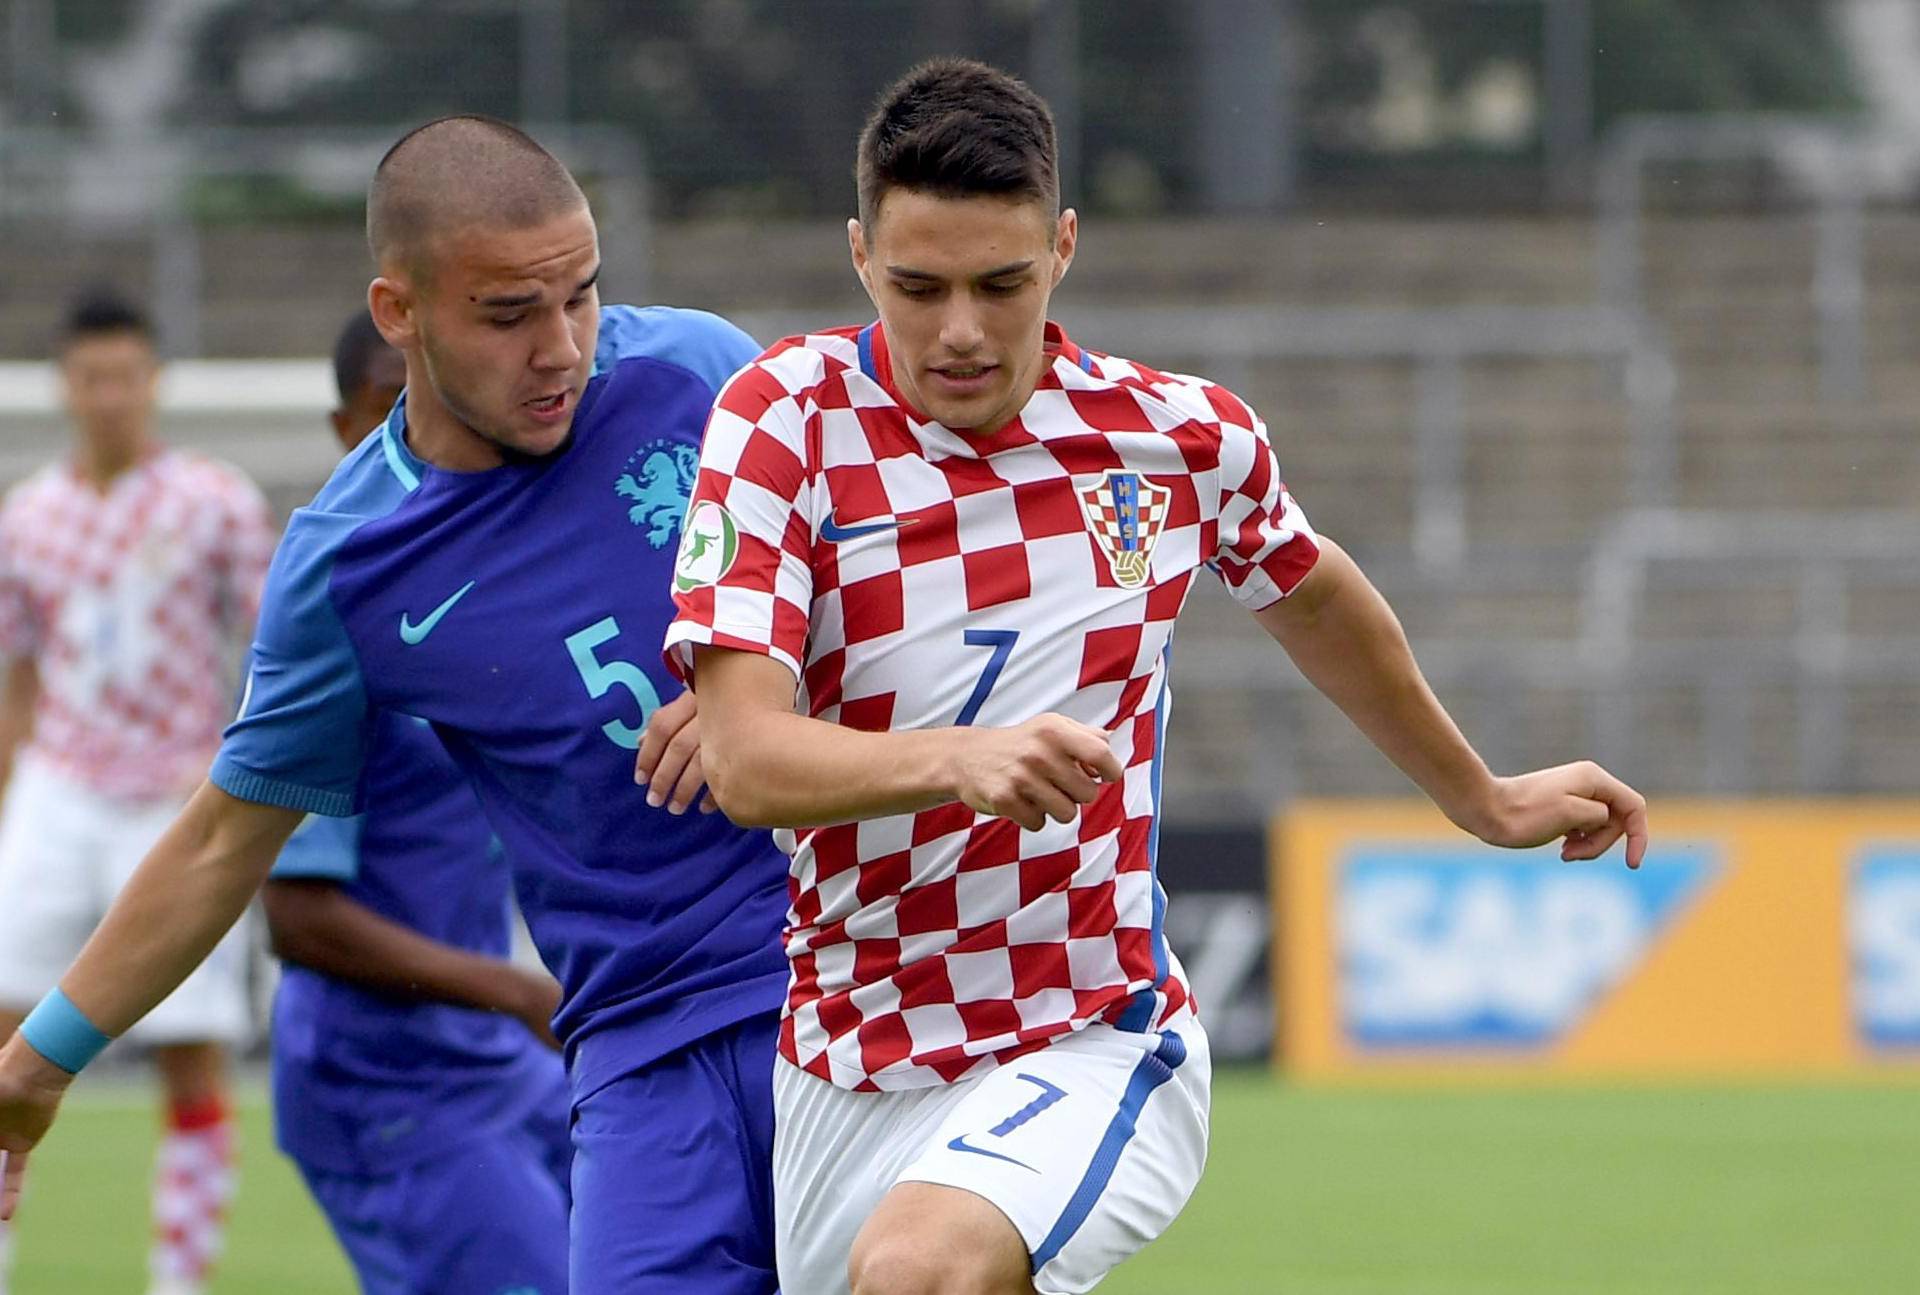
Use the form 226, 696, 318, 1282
8, 1072, 1917, 1292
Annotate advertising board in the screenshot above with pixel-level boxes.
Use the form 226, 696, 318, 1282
1274, 802, 1920, 1079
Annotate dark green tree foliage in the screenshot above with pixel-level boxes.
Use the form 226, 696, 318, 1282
565, 0, 1067, 217
1591, 0, 1858, 122
1075, 1, 1192, 210
1302, 0, 1855, 156
47, 0, 1864, 214
53, 0, 143, 46
186, 2, 522, 127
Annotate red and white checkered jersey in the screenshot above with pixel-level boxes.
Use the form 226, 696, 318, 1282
0, 448, 274, 800
665, 321, 1319, 1091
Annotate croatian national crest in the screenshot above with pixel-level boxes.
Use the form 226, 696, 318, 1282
1078, 470, 1172, 589
615, 441, 700, 549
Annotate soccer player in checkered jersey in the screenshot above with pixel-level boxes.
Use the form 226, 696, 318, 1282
661, 59, 1651, 1295
0, 294, 273, 1295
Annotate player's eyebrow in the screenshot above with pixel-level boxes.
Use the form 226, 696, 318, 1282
475, 266, 601, 309
884, 260, 1035, 284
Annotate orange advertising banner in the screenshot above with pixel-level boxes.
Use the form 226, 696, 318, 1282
1272, 801, 1920, 1080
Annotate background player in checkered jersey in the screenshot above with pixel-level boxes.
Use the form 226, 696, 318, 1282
0, 294, 274, 1295
660, 59, 1652, 1295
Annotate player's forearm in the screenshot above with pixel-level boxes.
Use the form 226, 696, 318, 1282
54, 783, 299, 1038
691, 644, 967, 827
1256, 540, 1499, 833
264, 879, 551, 1021
702, 702, 963, 829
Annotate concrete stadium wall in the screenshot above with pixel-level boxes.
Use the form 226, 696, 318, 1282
2, 213, 1914, 807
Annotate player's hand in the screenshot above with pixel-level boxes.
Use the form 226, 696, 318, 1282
0, 1035, 74, 1221
947, 714, 1124, 833
634, 689, 718, 815
1468, 761, 1649, 869
508, 967, 564, 1053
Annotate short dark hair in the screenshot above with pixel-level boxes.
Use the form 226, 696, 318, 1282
331, 309, 397, 404
61, 291, 153, 350
856, 58, 1059, 234
367, 114, 586, 276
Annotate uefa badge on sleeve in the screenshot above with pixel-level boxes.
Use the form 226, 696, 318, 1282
673, 501, 739, 593
1079, 470, 1172, 589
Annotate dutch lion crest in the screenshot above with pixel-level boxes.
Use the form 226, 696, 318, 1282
615, 442, 700, 549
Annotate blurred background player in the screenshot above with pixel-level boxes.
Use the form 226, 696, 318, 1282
260, 308, 570, 1294
325, 312, 410, 453
670, 59, 1649, 1295
0, 293, 274, 1295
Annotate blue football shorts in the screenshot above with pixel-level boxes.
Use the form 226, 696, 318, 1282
298, 1093, 572, 1295
568, 1009, 780, 1294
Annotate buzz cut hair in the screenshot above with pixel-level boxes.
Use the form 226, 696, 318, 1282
855, 58, 1059, 236
366, 114, 587, 276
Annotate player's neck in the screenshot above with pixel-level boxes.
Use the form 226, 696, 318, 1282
401, 389, 505, 472
72, 432, 154, 489
943, 372, 1043, 441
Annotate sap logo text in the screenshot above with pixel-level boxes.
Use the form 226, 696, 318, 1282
1852, 851, 1920, 1048
1338, 848, 1713, 1049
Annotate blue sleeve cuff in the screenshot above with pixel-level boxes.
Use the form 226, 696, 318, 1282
210, 753, 356, 817
19, 988, 113, 1075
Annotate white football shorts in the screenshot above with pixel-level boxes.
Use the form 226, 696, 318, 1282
0, 754, 250, 1045
774, 1006, 1210, 1294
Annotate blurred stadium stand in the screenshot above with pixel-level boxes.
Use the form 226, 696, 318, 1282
0, 0, 1912, 818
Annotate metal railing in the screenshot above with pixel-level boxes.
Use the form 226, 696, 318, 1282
5, 302, 1908, 810
1596, 114, 1873, 402
1582, 508, 1920, 791
736, 304, 1677, 578
0, 124, 652, 358
1157, 506, 1920, 816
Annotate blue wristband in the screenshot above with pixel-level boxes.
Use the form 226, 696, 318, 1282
18, 988, 113, 1075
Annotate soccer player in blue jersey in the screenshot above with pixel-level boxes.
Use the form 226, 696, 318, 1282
260, 309, 570, 1294
0, 117, 789, 1294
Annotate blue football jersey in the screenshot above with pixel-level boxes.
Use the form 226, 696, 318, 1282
269, 709, 566, 1174
218, 306, 789, 1100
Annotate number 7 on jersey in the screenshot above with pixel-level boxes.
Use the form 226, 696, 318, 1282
956, 629, 1020, 727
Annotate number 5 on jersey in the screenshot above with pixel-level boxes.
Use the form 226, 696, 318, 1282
565, 616, 661, 749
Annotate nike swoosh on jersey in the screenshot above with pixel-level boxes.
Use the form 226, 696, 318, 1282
399, 580, 477, 645
946, 1134, 1038, 1172
820, 510, 914, 543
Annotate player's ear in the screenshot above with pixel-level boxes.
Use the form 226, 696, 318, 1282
1051, 208, 1077, 288
367, 276, 417, 351
840, 218, 871, 280
852, 219, 879, 307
